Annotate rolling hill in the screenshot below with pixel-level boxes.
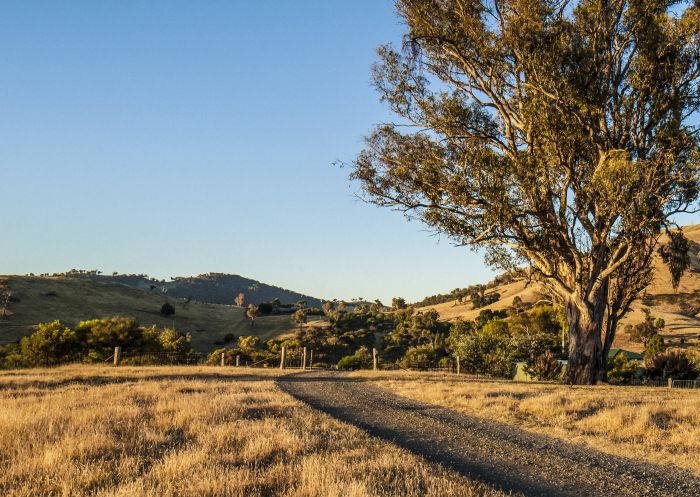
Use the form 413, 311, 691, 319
417, 225, 700, 352
0, 276, 322, 352
67, 272, 324, 308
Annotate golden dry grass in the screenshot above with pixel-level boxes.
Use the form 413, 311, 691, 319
353, 371, 700, 475
0, 366, 506, 497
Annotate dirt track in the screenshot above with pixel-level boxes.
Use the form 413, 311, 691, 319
277, 371, 700, 497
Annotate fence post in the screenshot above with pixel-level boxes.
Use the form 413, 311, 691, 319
668, 377, 673, 389
280, 346, 286, 370
456, 356, 461, 375
114, 346, 121, 367
310, 350, 314, 369
221, 352, 225, 367
372, 348, 377, 371
302, 347, 307, 370
235, 354, 240, 367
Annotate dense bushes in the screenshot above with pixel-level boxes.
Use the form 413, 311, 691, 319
649, 350, 699, 380
0, 317, 195, 368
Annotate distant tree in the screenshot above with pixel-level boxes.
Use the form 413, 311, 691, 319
351, 0, 700, 384
391, 297, 407, 310
160, 302, 175, 317
234, 292, 246, 307
245, 304, 260, 327
645, 334, 667, 363
627, 309, 664, 346
0, 287, 11, 319
292, 308, 308, 332
19, 321, 78, 367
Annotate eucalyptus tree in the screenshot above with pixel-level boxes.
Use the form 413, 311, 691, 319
352, 0, 700, 383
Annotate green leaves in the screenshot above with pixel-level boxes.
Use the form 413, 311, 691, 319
658, 229, 691, 289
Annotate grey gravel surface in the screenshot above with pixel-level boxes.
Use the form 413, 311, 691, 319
277, 371, 700, 497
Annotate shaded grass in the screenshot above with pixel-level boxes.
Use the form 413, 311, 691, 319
353, 371, 700, 475
0, 366, 506, 497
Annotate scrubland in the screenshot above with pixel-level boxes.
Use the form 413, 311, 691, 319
0, 366, 505, 497
354, 371, 700, 474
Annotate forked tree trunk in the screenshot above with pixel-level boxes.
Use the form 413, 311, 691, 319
564, 299, 607, 384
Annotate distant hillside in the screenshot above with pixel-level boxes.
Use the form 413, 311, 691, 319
416, 225, 700, 353
49, 271, 324, 308
0, 276, 320, 352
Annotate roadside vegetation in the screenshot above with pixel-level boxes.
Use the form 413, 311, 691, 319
4, 297, 699, 384
0, 366, 507, 497
353, 371, 700, 475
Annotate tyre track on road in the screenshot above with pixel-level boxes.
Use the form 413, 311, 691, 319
277, 371, 699, 497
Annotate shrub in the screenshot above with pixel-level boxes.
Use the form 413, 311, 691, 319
160, 302, 175, 316
607, 355, 639, 384
649, 350, 699, 380
19, 321, 78, 367
523, 351, 563, 381
401, 346, 437, 370
337, 355, 363, 370
644, 334, 666, 362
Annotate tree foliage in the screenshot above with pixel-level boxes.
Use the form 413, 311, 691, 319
351, 0, 700, 384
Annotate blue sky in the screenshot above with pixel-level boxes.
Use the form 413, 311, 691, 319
0, 1, 498, 303
2, 2, 698, 304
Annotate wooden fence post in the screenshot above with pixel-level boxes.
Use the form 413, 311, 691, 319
372, 348, 377, 371
302, 347, 307, 370
114, 346, 121, 367
668, 377, 673, 389
310, 350, 314, 369
456, 356, 461, 375
221, 352, 225, 367
235, 354, 240, 367
280, 346, 286, 370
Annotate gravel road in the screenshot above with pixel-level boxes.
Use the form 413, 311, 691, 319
277, 371, 700, 497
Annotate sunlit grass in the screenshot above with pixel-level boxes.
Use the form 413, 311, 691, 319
353, 371, 700, 474
0, 366, 505, 497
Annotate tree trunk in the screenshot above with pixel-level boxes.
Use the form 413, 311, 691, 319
564, 299, 606, 384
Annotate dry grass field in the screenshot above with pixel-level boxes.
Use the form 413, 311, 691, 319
354, 371, 700, 475
0, 366, 507, 497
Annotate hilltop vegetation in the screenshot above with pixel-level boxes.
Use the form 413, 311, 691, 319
48, 270, 323, 307
0, 276, 304, 351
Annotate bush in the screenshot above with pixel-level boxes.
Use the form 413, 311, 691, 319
523, 351, 563, 381
607, 354, 639, 384
401, 346, 437, 370
337, 355, 363, 370
644, 334, 666, 362
18, 321, 78, 367
160, 302, 175, 317
649, 350, 699, 380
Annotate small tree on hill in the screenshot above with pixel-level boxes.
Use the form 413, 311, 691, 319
234, 292, 245, 307
292, 308, 308, 332
161, 302, 175, 317
245, 304, 260, 327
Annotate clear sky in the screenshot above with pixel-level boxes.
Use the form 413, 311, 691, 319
0, 0, 500, 304
2, 2, 698, 304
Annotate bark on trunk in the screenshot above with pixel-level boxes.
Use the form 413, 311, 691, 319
564, 299, 607, 384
